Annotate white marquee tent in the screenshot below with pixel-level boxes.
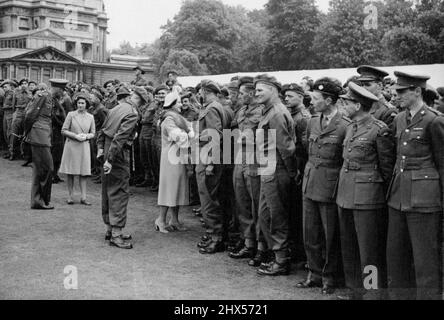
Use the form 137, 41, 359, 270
178, 64, 444, 90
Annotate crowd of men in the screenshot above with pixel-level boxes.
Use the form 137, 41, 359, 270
0, 65, 443, 301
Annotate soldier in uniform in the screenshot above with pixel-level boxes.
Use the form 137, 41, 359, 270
131, 66, 149, 87
10, 78, 31, 160
282, 83, 312, 263
253, 74, 297, 276
51, 87, 67, 184
356, 66, 398, 127
386, 71, 444, 300
103, 80, 118, 110
97, 86, 139, 250
2, 79, 17, 159
336, 82, 396, 300
25, 80, 68, 210
297, 77, 349, 294
228, 76, 266, 266
196, 80, 230, 254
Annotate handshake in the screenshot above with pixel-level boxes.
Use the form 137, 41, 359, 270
74, 133, 94, 142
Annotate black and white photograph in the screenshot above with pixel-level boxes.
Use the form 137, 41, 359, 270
0, 0, 443, 305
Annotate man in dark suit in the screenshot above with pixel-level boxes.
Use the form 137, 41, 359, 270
386, 71, 444, 300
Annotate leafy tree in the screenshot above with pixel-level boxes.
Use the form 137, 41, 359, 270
159, 49, 209, 77
262, 0, 321, 70
311, 0, 384, 68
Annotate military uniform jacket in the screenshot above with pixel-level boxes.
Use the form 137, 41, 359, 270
303, 112, 350, 203
289, 105, 311, 170
337, 115, 396, 210
370, 97, 398, 128
2, 90, 15, 111
97, 100, 139, 165
131, 75, 149, 87
257, 102, 297, 176
387, 105, 444, 213
181, 107, 199, 122
13, 88, 31, 110
24, 92, 53, 147
52, 100, 66, 145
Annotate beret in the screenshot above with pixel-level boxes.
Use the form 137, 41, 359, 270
133, 87, 150, 104
103, 79, 115, 88
154, 84, 170, 95
116, 86, 131, 98
28, 80, 37, 86
200, 79, 221, 94
357, 65, 389, 82
436, 87, 444, 97
181, 92, 192, 100
282, 83, 305, 96
227, 80, 239, 90
230, 76, 239, 82
254, 74, 282, 92
313, 77, 343, 97
185, 86, 197, 94
0, 79, 17, 87
340, 82, 378, 108
49, 78, 69, 89
392, 71, 430, 90
19, 78, 29, 85
167, 69, 179, 76
220, 87, 230, 97
238, 76, 254, 89
424, 84, 438, 101
133, 66, 146, 74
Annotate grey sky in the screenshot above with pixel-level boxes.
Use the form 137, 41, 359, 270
104, 0, 330, 50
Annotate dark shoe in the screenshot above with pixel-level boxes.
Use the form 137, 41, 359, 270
110, 235, 133, 249
80, 199, 92, 206
248, 250, 270, 267
227, 239, 244, 253
31, 203, 55, 210
257, 261, 290, 276
197, 238, 212, 249
229, 246, 255, 260
22, 161, 32, 167
105, 232, 132, 241
66, 199, 74, 205
199, 240, 225, 254
201, 234, 211, 242
322, 285, 336, 295
296, 279, 323, 289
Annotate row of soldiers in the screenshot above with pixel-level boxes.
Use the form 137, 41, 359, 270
2, 65, 443, 301
185, 66, 443, 301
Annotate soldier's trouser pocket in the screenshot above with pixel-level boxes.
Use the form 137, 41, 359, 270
411, 169, 441, 208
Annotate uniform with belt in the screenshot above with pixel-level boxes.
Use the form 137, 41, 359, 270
2, 81, 16, 158
97, 91, 138, 241
230, 77, 264, 261
196, 81, 229, 253
386, 71, 444, 300
104, 92, 118, 110
300, 79, 350, 290
24, 88, 55, 210
11, 83, 31, 159
336, 83, 396, 300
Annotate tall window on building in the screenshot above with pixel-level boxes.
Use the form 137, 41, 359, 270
66, 41, 76, 55
19, 17, 30, 31
82, 43, 92, 61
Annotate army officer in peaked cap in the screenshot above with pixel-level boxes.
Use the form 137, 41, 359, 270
356, 66, 398, 128
336, 82, 396, 300
386, 71, 444, 300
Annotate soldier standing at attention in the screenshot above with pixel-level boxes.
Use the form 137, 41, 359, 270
2, 79, 17, 159
254, 74, 297, 276
228, 76, 265, 266
103, 80, 118, 110
10, 78, 31, 160
336, 83, 396, 300
297, 77, 350, 294
386, 71, 444, 300
196, 80, 229, 255
356, 66, 398, 127
97, 86, 139, 250
25, 80, 68, 210
282, 83, 312, 264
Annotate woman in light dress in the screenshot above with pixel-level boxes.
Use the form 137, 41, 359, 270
59, 93, 96, 205
155, 92, 195, 233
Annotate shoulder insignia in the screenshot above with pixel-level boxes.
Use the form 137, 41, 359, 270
373, 119, 387, 129
427, 107, 442, 116
342, 115, 352, 123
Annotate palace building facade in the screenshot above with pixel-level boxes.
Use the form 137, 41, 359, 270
0, 0, 154, 84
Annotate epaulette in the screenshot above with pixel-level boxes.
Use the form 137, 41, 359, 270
341, 114, 352, 123
374, 119, 387, 129
427, 106, 443, 116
